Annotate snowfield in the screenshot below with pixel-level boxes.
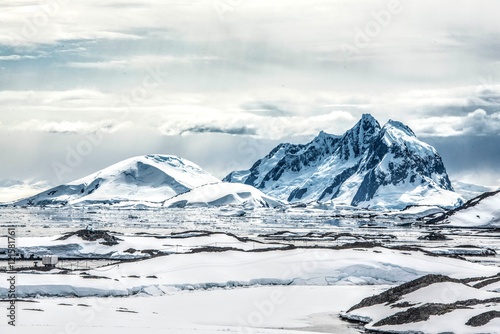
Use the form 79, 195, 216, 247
5, 230, 287, 260
164, 182, 283, 208
0, 286, 387, 334
2, 247, 497, 299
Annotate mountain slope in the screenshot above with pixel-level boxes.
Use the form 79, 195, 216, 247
16, 155, 220, 206
225, 114, 463, 209
429, 190, 500, 227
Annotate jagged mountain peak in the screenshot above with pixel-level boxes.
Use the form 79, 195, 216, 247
379, 120, 437, 158
315, 130, 336, 140
225, 114, 463, 209
335, 113, 381, 160
350, 113, 381, 135
384, 119, 416, 137
360, 113, 380, 126
311, 130, 340, 148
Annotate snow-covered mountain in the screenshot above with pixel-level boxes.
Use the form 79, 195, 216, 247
14, 155, 282, 208
225, 114, 463, 209
15, 155, 220, 206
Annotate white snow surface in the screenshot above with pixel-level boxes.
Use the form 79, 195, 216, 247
0, 285, 385, 334
164, 182, 283, 208
358, 182, 463, 210
1, 247, 496, 298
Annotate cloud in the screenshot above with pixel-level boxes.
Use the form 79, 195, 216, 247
1, 85, 500, 141
0, 1, 145, 46
0, 55, 37, 60
423, 135, 500, 186
65, 55, 218, 69
159, 110, 356, 139
11, 119, 130, 134
180, 125, 257, 136
0, 0, 213, 46
66, 60, 129, 69
409, 109, 500, 137
241, 101, 293, 117
0, 89, 127, 116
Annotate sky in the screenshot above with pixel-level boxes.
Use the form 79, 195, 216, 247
0, 0, 499, 193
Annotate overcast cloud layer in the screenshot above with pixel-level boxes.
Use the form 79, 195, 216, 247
0, 0, 499, 190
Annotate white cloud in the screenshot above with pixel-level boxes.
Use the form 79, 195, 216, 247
66, 55, 219, 69
11, 119, 130, 134
0, 55, 37, 60
0, 1, 149, 46
1, 85, 500, 140
408, 109, 500, 137
159, 110, 356, 140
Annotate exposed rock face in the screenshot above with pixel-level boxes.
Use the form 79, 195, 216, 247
466, 310, 500, 327
347, 274, 460, 312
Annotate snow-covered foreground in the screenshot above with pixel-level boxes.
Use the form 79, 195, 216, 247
0, 285, 387, 334
1, 205, 500, 333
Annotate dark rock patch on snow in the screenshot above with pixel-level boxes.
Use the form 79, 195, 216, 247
466, 310, 500, 327
348, 274, 461, 312
58, 229, 122, 246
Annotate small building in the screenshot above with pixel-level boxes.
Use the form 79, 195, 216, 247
42, 255, 59, 268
